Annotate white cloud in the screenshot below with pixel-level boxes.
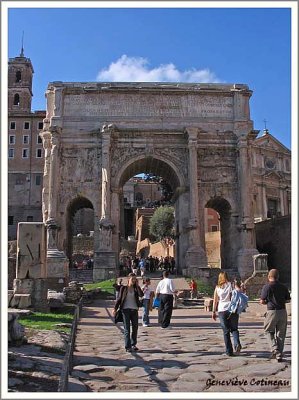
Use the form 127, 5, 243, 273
96, 55, 221, 83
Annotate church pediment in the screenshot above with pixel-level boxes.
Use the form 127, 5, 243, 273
254, 133, 290, 153
263, 170, 284, 181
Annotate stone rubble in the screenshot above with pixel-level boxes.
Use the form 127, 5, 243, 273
8, 328, 68, 392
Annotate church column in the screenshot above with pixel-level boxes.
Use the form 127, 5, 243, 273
262, 183, 268, 219
185, 128, 207, 274
236, 133, 259, 278
279, 187, 285, 216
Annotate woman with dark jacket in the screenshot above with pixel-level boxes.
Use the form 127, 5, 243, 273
112, 273, 143, 352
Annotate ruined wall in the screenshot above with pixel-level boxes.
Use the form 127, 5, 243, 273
255, 215, 291, 285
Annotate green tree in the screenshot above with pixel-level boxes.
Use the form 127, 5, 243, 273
149, 206, 175, 242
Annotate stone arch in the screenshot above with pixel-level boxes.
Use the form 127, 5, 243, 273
111, 155, 188, 274
65, 196, 94, 262
205, 196, 232, 270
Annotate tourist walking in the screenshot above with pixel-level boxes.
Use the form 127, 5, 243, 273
112, 273, 143, 352
189, 278, 198, 299
259, 268, 291, 362
141, 278, 153, 327
212, 271, 237, 356
155, 270, 176, 329
226, 278, 249, 354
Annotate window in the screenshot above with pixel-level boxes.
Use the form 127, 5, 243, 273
285, 159, 290, 172
23, 135, 29, 144
13, 94, 20, 106
8, 148, 14, 158
211, 225, 219, 232
37, 134, 43, 144
35, 175, 42, 186
10, 121, 16, 130
8, 216, 14, 225
26, 216, 33, 222
16, 177, 24, 185
16, 71, 22, 82
38, 122, 43, 130
267, 199, 278, 218
24, 122, 30, 130
22, 149, 29, 158
9, 135, 15, 145
36, 148, 42, 158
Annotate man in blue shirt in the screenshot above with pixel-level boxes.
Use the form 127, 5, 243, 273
260, 269, 291, 362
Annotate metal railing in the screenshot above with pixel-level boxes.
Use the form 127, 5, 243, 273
58, 297, 83, 392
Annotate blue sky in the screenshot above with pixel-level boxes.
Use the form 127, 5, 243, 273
7, 5, 292, 148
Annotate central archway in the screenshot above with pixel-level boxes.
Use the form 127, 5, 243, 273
112, 155, 188, 275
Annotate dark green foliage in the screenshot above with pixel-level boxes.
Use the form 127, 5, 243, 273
149, 206, 175, 242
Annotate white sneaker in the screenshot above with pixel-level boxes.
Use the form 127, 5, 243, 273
143, 324, 149, 327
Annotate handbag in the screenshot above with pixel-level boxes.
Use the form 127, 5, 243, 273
114, 309, 123, 324
153, 297, 160, 308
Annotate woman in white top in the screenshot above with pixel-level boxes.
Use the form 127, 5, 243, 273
212, 271, 237, 356
141, 278, 153, 327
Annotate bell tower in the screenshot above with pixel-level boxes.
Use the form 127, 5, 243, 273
8, 41, 34, 113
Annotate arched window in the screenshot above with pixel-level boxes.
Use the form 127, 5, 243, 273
16, 71, 22, 83
13, 94, 20, 106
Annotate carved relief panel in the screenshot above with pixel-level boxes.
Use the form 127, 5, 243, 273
198, 147, 238, 184
60, 147, 101, 183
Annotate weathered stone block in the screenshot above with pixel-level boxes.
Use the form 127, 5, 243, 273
16, 222, 46, 279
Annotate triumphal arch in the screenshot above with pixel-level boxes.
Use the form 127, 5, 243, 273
41, 82, 259, 280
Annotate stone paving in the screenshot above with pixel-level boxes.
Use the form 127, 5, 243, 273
70, 297, 292, 394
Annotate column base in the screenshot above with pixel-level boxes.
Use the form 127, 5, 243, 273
46, 250, 68, 280
237, 248, 259, 279
93, 251, 117, 281
184, 245, 208, 277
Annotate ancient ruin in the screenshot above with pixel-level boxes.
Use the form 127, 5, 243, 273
38, 82, 261, 280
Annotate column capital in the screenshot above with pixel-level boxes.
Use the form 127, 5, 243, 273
185, 127, 198, 142
49, 125, 62, 135
101, 123, 116, 134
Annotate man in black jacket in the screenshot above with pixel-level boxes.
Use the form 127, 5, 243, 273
260, 269, 291, 362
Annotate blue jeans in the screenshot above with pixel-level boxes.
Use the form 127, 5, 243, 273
122, 308, 139, 349
142, 299, 150, 325
218, 311, 240, 355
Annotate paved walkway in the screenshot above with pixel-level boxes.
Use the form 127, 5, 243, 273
69, 296, 292, 394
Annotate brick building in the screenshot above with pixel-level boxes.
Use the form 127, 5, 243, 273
8, 50, 45, 239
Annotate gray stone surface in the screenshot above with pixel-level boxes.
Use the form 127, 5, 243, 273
8, 328, 66, 392
70, 298, 292, 394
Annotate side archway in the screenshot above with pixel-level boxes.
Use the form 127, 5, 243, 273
65, 196, 94, 263
205, 197, 232, 270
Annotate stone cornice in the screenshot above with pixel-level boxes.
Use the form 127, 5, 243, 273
47, 81, 251, 96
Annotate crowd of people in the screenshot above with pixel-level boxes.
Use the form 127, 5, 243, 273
112, 268, 291, 363
119, 255, 176, 276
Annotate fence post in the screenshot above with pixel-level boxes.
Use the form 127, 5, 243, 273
58, 297, 83, 392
